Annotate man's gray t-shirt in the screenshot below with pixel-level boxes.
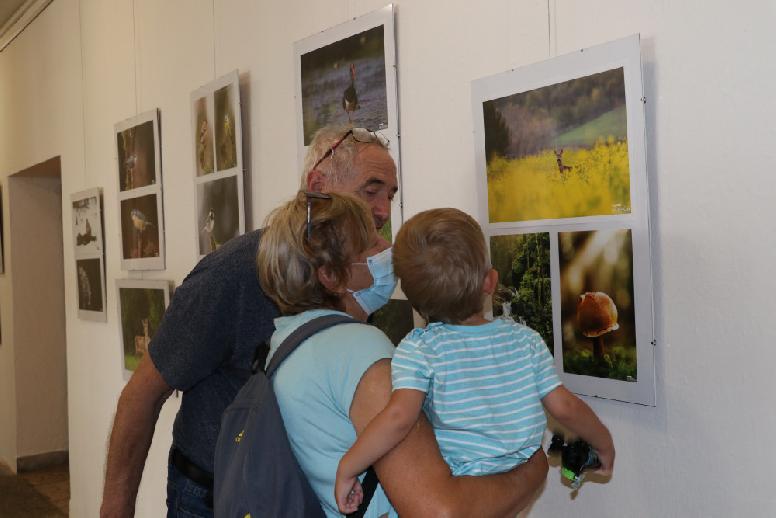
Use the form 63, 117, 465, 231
149, 229, 278, 473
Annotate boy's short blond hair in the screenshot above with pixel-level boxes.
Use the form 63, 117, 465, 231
393, 208, 489, 324
258, 191, 375, 315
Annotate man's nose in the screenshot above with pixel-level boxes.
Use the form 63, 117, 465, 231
372, 197, 391, 229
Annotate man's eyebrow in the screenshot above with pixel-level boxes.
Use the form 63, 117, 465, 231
362, 178, 398, 193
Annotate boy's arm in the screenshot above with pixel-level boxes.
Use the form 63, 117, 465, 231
351, 359, 547, 517
542, 385, 615, 474
338, 389, 425, 478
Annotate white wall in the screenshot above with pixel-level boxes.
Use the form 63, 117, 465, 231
9, 167, 68, 459
1, 0, 775, 516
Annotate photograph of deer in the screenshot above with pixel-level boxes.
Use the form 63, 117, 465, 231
116, 279, 170, 374
489, 232, 554, 355
297, 24, 388, 145
559, 229, 636, 382
480, 67, 630, 224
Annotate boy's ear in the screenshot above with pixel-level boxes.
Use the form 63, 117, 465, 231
317, 266, 345, 294
483, 268, 499, 296
307, 169, 326, 193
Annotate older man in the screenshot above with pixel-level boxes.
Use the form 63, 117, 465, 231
101, 125, 547, 517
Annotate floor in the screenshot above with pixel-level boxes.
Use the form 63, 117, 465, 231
0, 461, 69, 517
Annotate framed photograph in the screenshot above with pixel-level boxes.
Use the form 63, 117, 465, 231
294, 5, 402, 241
116, 279, 171, 376
115, 109, 165, 270
71, 187, 107, 321
473, 35, 655, 405
191, 70, 245, 257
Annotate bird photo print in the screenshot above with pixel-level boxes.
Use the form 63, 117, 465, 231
120, 194, 161, 262
299, 24, 388, 145
196, 176, 239, 255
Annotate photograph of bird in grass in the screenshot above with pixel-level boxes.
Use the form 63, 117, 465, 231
300, 24, 388, 145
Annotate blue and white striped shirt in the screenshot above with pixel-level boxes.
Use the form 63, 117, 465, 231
391, 318, 561, 476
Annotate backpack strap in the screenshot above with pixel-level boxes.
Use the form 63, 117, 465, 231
265, 313, 382, 516
266, 313, 357, 377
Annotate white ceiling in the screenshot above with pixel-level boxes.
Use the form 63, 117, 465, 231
0, 0, 28, 30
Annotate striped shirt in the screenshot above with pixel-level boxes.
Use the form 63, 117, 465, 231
391, 318, 561, 476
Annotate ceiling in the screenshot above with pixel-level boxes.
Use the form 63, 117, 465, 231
0, 0, 28, 30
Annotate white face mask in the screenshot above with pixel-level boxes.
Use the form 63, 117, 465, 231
347, 247, 396, 315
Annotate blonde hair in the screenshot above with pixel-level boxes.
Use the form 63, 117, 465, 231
300, 124, 389, 188
258, 191, 375, 315
393, 208, 490, 324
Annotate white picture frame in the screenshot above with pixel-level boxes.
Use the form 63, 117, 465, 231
294, 4, 402, 241
472, 35, 656, 406
71, 187, 107, 322
115, 278, 172, 378
190, 70, 245, 258
115, 109, 165, 271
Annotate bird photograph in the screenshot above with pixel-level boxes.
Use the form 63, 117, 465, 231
121, 195, 160, 260
215, 84, 238, 171
197, 176, 240, 256
300, 24, 388, 145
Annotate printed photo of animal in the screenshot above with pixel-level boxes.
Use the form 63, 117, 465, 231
483, 67, 631, 223
120, 194, 160, 260
300, 24, 388, 145
116, 120, 156, 192
118, 284, 167, 372
214, 84, 238, 171
76, 258, 103, 312
194, 95, 215, 175
197, 175, 240, 255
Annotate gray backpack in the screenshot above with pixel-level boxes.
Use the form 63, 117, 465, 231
214, 314, 378, 517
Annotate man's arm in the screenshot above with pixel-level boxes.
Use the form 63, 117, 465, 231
350, 359, 547, 518
541, 385, 615, 474
100, 354, 173, 518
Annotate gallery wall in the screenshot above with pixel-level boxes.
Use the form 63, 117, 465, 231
0, 0, 775, 516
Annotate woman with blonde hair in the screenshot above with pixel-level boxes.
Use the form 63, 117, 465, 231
258, 191, 548, 517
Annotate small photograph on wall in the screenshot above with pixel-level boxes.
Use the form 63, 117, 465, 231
116, 115, 158, 192
371, 298, 416, 346
294, 6, 402, 241
191, 71, 245, 259
76, 257, 106, 321
214, 83, 238, 171
490, 232, 553, 354
481, 67, 630, 224
71, 188, 104, 257
119, 193, 163, 270
116, 109, 165, 271
559, 229, 636, 381
299, 24, 388, 144
116, 279, 171, 374
193, 95, 215, 176
196, 176, 240, 255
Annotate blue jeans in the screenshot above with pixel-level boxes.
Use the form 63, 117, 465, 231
166, 462, 213, 518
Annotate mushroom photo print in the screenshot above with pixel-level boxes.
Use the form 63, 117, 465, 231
559, 229, 636, 381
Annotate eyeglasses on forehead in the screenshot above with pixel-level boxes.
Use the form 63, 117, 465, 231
310, 128, 389, 172
304, 191, 332, 239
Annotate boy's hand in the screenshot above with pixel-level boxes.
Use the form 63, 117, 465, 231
335, 473, 364, 514
595, 445, 615, 476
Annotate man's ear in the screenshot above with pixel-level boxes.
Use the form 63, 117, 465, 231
307, 169, 326, 193
483, 268, 499, 296
317, 265, 345, 294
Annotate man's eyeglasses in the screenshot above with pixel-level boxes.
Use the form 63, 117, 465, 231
305, 191, 332, 239
310, 128, 389, 172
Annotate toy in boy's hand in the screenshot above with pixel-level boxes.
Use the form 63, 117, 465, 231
547, 433, 601, 490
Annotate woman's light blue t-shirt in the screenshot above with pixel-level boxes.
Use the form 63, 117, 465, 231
267, 309, 396, 518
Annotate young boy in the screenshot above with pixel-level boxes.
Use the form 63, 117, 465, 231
335, 208, 615, 513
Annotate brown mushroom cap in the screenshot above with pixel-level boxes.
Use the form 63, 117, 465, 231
576, 291, 619, 337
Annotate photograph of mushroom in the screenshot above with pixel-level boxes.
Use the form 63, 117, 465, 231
214, 83, 238, 171
490, 232, 553, 354
196, 176, 240, 255
559, 229, 636, 381
481, 67, 630, 224
116, 279, 170, 374
120, 194, 161, 262
193, 95, 215, 176
298, 24, 388, 145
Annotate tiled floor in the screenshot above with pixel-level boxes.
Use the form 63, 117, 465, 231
0, 461, 69, 517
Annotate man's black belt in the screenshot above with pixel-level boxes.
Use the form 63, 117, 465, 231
170, 447, 214, 491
